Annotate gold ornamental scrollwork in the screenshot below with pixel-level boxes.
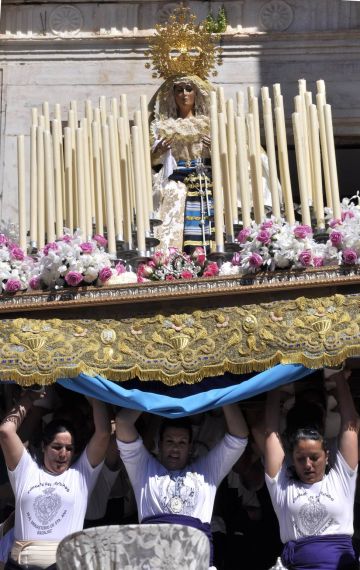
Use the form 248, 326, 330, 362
0, 293, 359, 385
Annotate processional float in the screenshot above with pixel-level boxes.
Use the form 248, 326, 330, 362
1, 5, 360, 407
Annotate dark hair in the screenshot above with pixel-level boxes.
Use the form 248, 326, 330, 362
288, 427, 328, 454
41, 419, 76, 448
159, 418, 193, 443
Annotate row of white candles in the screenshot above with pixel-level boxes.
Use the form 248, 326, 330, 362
17, 78, 341, 254
18, 94, 154, 255
209, 78, 341, 250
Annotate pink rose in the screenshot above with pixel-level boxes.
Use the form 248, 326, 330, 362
142, 265, 154, 278
237, 228, 251, 244
192, 247, 206, 265
231, 252, 241, 266
4, 278, 21, 292
329, 218, 342, 229
256, 229, 271, 245
294, 225, 313, 239
0, 234, 8, 245
98, 267, 112, 283
80, 242, 94, 254
181, 270, 193, 279
329, 231, 343, 247
261, 220, 273, 229
152, 251, 168, 267
168, 247, 179, 255
313, 256, 324, 268
165, 274, 176, 281
203, 262, 219, 277
249, 252, 263, 268
342, 248, 358, 265
298, 250, 312, 267
61, 235, 72, 243
115, 262, 126, 275
29, 276, 41, 290
64, 271, 83, 287
10, 246, 25, 261
93, 234, 108, 248
43, 242, 59, 255
342, 210, 354, 221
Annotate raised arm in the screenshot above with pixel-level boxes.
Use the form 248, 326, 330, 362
0, 392, 35, 470
264, 388, 285, 478
115, 407, 142, 443
86, 398, 111, 468
333, 368, 358, 469
222, 404, 249, 438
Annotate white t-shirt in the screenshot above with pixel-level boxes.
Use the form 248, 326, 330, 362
8, 448, 103, 541
117, 434, 247, 524
265, 450, 358, 544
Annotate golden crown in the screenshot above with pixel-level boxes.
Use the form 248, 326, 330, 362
145, 4, 222, 80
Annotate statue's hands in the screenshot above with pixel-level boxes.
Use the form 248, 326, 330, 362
153, 138, 173, 156
201, 135, 211, 149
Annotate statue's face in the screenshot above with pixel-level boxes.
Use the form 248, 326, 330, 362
174, 82, 196, 114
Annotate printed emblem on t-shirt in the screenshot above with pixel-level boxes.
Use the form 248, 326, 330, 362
34, 487, 61, 525
160, 473, 200, 516
297, 495, 330, 536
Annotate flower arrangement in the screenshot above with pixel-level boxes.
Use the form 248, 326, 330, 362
137, 247, 219, 282
30, 231, 115, 290
226, 219, 327, 274
0, 234, 35, 292
324, 198, 360, 266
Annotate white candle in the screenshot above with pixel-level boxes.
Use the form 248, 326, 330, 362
108, 114, 124, 240
140, 94, 154, 215
17, 135, 27, 251
70, 100, 78, 128
292, 112, 311, 226
134, 110, 150, 233
64, 127, 73, 233
52, 119, 64, 239
274, 99, 295, 224
226, 99, 239, 223
68, 109, 78, 228
309, 104, 325, 229
316, 79, 326, 95
75, 128, 87, 238
120, 94, 135, 215
246, 113, 264, 224
235, 115, 251, 228
262, 97, 281, 219
324, 104, 341, 219
85, 100, 95, 220
101, 124, 116, 254
37, 125, 45, 249
316, 93, 332, 209
30, 125, 37, 247
80, 118, 93, 239
54, 104, 65, 222
218, 111, 234, 241
91, 121, 104, 236
99, 96, 107, 126
31, 107, 38, 127
210, 104, 224, 250
42, 101, 50, 132
44, 130, 56, 243
210, 90, 217, 110
118, 117, 132, 248
131, 125, 146, 254
217, 86, 226, 114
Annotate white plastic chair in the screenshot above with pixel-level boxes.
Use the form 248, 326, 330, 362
56, 523, 210, 569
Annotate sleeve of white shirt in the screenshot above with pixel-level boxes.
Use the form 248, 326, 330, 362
265, 462, 288, 510
194, 434, 248, 487
116, 437, 151, 488
7, 448, 34, 497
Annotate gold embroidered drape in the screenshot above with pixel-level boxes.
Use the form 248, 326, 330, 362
0, 268, 359, 386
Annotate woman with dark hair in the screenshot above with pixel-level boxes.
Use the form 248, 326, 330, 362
264, 368, 358, 570
0, 390, 110, 569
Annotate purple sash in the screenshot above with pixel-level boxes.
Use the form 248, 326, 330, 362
282, 534, 357, 569
141, 513, 213, 565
